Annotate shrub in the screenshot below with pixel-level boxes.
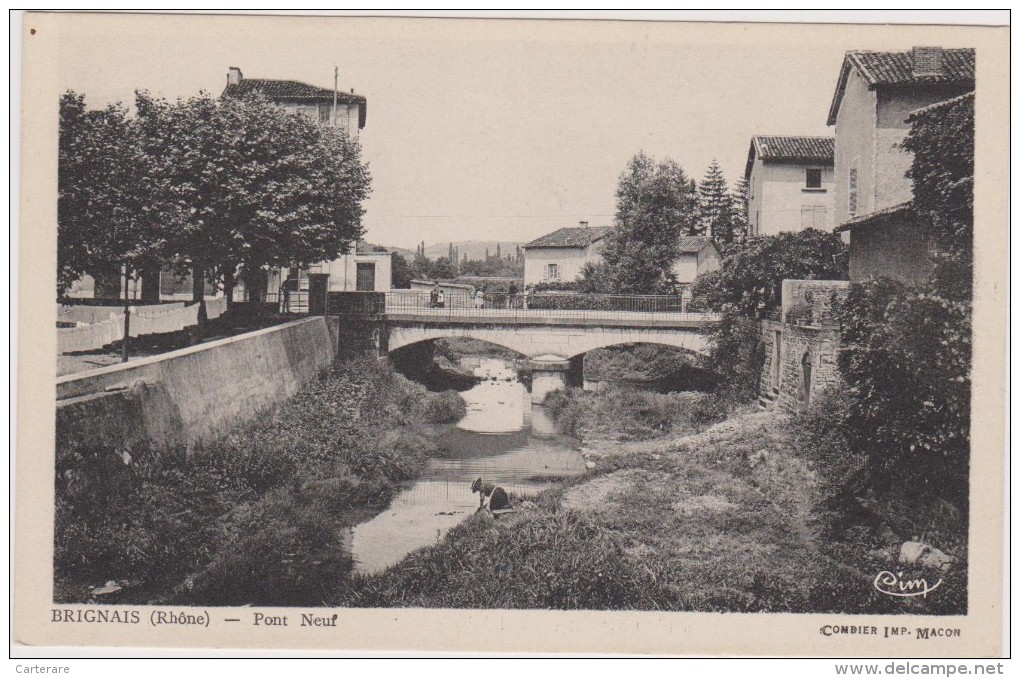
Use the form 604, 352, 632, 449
834, 279, 971, 506
703, 312, 765, 404
419, 390, 467, 424
181, 488, 356, 606
692, 228, 847, 317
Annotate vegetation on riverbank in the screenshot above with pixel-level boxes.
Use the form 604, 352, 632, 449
54, 358, 465, 605
345, 384, 963, 613
544, 385, 733, 441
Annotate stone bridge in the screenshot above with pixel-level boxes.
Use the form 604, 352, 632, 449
381, 308, 719, 403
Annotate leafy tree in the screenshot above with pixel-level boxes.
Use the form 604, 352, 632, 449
390, 252, 413, 289
600, 152, 701, 293
693, 228, 848, 317
698, 159, 736, 244
134, 90, 371, 317
58, 91, 175, 298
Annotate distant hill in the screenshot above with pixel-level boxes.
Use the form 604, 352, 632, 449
422, 240, 522, 261
358, 241, 414, 258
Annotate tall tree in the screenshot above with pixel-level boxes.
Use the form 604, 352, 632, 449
730, 177, 750, 245
390, 252, 413, 289
698, 159, 736, 244
599, 152, 701, 293
58, 91, 175, 298
134, 91, 371, 319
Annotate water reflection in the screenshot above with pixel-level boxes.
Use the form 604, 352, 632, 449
350, 357, 586, 574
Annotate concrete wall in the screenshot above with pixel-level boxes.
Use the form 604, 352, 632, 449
56, 317, 336, 451
874, 85, 972, 213
523, 244, 602, 286
278, 100, 359, 133
673, 246, 722, 284
834, 67, 878, 226
849, 215, 932, 284
322, 253, 392, 292
834, 68, 973, 227
751, 161, 836, 237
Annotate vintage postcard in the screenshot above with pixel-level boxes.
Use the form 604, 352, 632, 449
13, 12, 1008, 656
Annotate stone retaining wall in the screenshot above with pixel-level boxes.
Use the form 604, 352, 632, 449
56, 317, 336, 454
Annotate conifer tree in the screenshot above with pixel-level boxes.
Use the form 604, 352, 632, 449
698, 159, 735, 243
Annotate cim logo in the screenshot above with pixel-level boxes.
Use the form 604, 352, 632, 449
873, 570, 943, 598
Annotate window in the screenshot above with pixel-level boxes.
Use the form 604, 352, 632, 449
800, 205, 828, 230
319, 104, 332, 124
545, 263, 560, 281
805, 168, 822, 189
848, 161, 859, 216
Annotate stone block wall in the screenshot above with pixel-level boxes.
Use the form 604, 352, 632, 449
781, 279, 850, 326
762, 280, 849, 411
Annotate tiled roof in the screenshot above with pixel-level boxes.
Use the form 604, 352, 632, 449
222, 78, 367, 128
827, 48, 975, 125
676, 235, 717, 254
834, 201, 913, 233
745, 135, 834, 179
524, 226, 612, 248
909, 91, 975, 118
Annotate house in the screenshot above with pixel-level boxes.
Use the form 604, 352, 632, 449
222, 67, 367, 132
522, 223, 612, 286
827, 47, 975, 283
744, 135, 835, 237
522, 223, 720, 288
673, 235, 722, 285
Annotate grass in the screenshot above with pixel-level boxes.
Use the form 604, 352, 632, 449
54, 357, 466, 605
337, 386, 965, 614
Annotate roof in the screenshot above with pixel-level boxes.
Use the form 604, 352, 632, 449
523, 226, 612, 249
676, 235, 718, 255
909, 90, 975, 118
826, 48, 975, 125
834, 201, 914, 233
222, 78, 367, 128
745, 135, 835, 179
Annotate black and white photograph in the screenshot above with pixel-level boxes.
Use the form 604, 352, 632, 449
13, 11, 1008, 656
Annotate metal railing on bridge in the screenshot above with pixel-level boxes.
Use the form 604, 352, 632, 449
381, 291, 720, 322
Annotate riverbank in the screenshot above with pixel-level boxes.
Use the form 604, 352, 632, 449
340, 384, 965, 613
54, 357, 466, 606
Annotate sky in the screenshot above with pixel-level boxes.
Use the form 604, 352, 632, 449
51, 13, 979, 250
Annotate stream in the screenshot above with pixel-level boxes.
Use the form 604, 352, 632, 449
349, 357, 587, 573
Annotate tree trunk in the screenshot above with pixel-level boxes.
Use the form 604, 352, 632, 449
223, 269, 235, 313
139, 263, 161, 303
191, 264, 207, 341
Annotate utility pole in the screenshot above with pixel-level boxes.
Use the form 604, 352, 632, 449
332, 66, 338, 126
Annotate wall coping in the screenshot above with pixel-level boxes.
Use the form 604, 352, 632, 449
56, 317, 326, 387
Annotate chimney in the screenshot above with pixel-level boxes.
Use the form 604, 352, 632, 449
579, 220, 589, 228
912, 47, 944, 78
227, 67, 243, 86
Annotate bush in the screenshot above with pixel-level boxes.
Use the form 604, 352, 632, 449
419, 390, 467, 424
692, 229, 847, 316
544, 385, 731, 441
703, 312, 765, 404
834, 279, 971, 506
